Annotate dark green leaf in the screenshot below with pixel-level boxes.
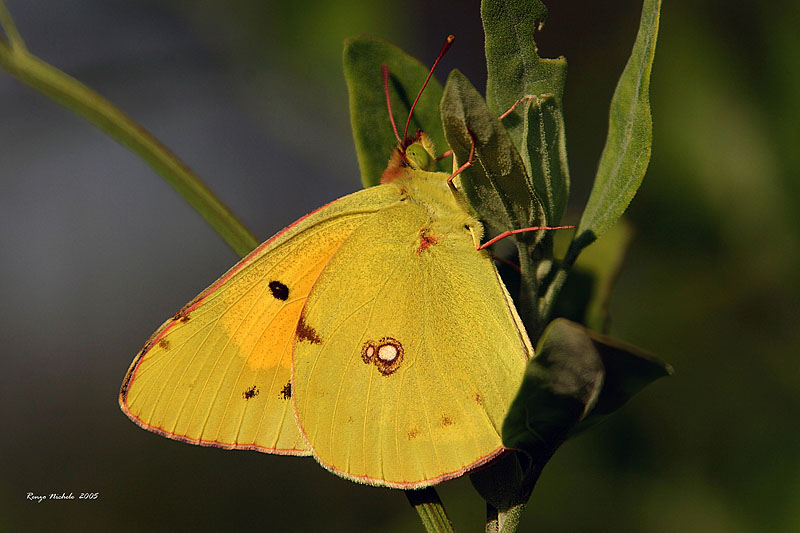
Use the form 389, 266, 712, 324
503, 318, 671, 458
521, 95, 570, 224
481, 0, 567, 149
343, 35, 448, 188
441, 69, 545, 238
502, 319, 605, 459
570, 0, 661, 257
570, 327, 673, 435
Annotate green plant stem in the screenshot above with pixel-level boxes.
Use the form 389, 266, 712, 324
536, 241, 580, 330
516, 242, 539, 333
517, 237, 555, 341
0, 1, 259, 258
0, 1, 24, 50
405, 489, 455, 533
486, 502, 526, 533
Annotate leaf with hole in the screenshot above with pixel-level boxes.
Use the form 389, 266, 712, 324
481, 0, 567, 149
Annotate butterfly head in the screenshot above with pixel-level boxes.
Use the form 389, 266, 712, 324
381, 130, 437, 183
404, 133, 437, 171
380, 35, 454, 184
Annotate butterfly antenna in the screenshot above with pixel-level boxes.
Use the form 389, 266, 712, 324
477, 225, 576, 250
382, 64, 403, 145
403, 34, 455, 142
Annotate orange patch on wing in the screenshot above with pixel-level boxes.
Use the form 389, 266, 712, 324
242, 299, 305, 370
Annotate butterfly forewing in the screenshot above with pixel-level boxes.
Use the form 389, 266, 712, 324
120, 185, 401, 455
292, 201, 530, 488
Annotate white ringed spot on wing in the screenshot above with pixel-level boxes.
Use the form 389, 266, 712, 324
361, 337, 404, 376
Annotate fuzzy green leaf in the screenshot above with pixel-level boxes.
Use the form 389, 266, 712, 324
441, 69, 545, 238
343, 35, 447, 188
570, 0, 661, 257
481, 0, 567, 148
521, 95, 570, 224
482, 0, 570, 229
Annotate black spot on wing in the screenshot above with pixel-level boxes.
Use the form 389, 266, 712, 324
242, 385, 259, 400
173, 302, 193, 322
280, 381, 292, 400
268, 280, 289, 301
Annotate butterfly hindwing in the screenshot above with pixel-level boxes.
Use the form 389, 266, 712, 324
120, 184, 402, 454
292, 200, 531, 488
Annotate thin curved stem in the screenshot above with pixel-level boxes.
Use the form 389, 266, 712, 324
0, 1, 25, 51
0, 1, 259, 258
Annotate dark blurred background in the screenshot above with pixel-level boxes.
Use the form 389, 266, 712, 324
2, 0, 798, 531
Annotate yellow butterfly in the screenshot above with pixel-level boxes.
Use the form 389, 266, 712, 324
120, 39, 561, 489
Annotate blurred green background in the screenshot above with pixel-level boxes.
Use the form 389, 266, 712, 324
1, 0, 798, 531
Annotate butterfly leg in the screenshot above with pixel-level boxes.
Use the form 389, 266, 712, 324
446, 127, 476, 198
435, 149, 453, 162
477, 224, 575, 250
497, 94, 552, 120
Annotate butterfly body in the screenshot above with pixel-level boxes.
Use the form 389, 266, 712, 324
121, 169, 532, 488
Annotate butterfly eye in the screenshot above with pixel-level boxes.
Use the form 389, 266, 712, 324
405, 143, 435, 171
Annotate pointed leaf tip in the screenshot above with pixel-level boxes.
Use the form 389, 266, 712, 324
344, 35, 448, 188
572, 0, 661, 256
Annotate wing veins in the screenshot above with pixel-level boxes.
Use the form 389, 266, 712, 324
194, 280, 269, 441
